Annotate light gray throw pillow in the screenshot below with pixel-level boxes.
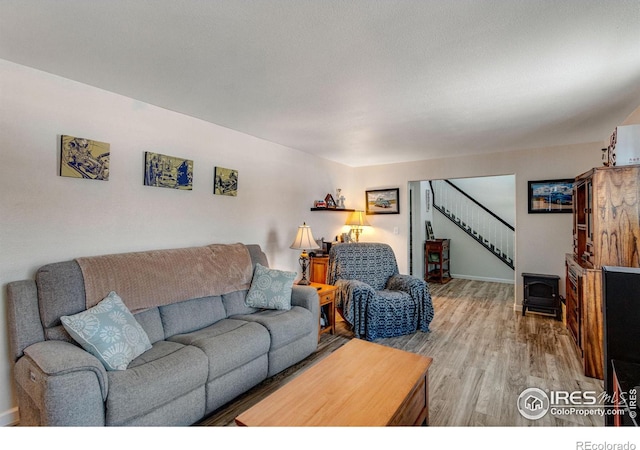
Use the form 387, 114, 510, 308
245, 263, 296, 310
61, 291, 152, 371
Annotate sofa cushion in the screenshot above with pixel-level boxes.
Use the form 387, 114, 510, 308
245, 264, 296, 310
106, 341, 208, 426
233, 306, 314, 350
222, 290, 256, 316
159, 295, 226, 338
61, 292, 152, 371
133, 307, 165, 344
168, 318, 270, 380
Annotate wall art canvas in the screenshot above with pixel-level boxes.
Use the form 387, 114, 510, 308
214, 166, 238, 196
144, 152, 193, 190
60, 135, 110, 180
527, 179, 573, 213
365, 188, 400, 214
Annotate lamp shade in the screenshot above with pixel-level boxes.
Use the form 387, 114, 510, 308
290, 222, 321, 250
345, 210, 370, 227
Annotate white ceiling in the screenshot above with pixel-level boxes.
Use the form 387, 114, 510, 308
1, 1, 640, 167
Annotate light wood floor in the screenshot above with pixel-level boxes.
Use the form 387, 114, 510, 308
198, 278, 604, 426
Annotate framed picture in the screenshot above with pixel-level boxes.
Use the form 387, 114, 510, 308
527, 179, 574, 213
60, 135, 110, 181
214, 166, 238, 196
365, 188, 400, 214
144, 152, 193, 190
426, 220, 435, 240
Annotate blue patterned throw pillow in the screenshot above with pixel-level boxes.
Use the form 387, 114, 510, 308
245, 263, 296, 310
61, 291, 152, 371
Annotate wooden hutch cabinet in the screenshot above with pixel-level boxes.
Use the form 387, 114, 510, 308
566, 165, 640, 379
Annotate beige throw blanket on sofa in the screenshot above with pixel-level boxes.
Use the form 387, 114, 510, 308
76, 243, 253, 312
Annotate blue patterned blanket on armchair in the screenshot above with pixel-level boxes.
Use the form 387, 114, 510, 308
327, 243, 434, 340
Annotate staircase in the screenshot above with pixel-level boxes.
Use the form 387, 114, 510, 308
430, 179, 514, 269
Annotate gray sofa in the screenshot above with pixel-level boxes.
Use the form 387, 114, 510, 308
6, 243, 319, 426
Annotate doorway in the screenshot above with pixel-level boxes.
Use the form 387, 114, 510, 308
409, 174, 516, 284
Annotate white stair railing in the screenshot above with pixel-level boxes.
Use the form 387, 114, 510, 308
430, 180, 515, 269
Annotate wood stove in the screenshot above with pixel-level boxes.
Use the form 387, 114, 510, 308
522, 273, 561, 320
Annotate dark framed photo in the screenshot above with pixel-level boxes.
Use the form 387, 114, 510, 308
365, 188, 400, 214
527, 179, 574, 214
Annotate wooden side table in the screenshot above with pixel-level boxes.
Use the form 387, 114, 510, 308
310, 282, 336, 337
424, 239, 451, 284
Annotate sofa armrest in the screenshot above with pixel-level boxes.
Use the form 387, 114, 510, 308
291, 285, 319, 317
15, 340, 109, 426
387, 274, 427, 293
7, 280, 45, 362
23, 340, 109, 399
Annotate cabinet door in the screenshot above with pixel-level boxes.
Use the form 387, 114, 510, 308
310, 258, 329, 284
585, 179, 594, 267
566, 275, 581, 350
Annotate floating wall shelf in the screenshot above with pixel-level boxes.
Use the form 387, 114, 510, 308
310, 208, 355, 212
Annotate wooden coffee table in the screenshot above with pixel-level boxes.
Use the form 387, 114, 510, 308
235, 338, 433, 426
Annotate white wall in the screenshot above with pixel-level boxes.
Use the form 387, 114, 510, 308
0, 60, 355, 425
449, 176, 516, 226
354, 142, 603, 305
408, 181, 434, 277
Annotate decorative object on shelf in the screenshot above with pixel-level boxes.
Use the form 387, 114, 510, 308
366, 188, 400, 214
313, 200, 327, 208
607, 125, 640, 167
527, 179, 573, 214
60, 135, 110, 181
345, 210, 370, 242
340, 232, 353, 243
425, 220, 435, 240
290, 222, 320, 285
602, 147, 611, 167
335, 188, 346, 209
214, 166, 238, 196
144, 151, 193, 190
325, 193, 337, 208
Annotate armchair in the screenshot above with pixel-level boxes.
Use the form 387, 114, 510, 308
327, 243, 434, 340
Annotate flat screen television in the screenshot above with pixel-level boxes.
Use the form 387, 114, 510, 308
602, 266, 640, 425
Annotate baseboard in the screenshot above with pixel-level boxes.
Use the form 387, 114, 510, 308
0, 407, 19, 426
450, 273, 515, 284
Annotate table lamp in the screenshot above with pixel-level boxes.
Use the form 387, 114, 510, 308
345, 210, 370, 242
290, 222, 320, 285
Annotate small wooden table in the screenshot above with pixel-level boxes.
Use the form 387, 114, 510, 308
425, 238, 451, 284
235, 339, 433, 426
311, 282, 336, 337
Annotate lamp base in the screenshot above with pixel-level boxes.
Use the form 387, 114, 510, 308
297, 251, 311, 286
